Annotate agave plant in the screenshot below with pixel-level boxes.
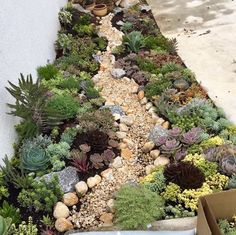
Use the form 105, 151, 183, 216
6, 74, 66, 138
0, 215, 12, 235
123, 31, 144, 53
20, 135, 52, 172
181, 127, 203, 145
160, 139, 181, 155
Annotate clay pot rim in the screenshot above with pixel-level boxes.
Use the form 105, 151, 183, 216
94, 3, 107, 9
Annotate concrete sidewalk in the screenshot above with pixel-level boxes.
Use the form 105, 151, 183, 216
147, 0, 236, 124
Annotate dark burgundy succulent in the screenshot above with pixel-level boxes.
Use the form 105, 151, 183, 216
164, 161, 205, 189
85, 129, 109, 152
70, 150, 90, 173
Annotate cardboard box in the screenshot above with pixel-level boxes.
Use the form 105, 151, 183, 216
197, 189, 236, 235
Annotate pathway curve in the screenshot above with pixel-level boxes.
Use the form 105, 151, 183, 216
147, 0, 236, 124
72, 14, 157, 230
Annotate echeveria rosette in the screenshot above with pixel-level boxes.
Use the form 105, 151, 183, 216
21, 146, 50, 172
220, 155, 236, 176
182, 127, 204, 145
160, 139, 182, 155
154, 136, 168, 146
168, 127, 182, 138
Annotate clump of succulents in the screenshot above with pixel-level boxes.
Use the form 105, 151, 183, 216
164, 161, 205, 190
153, 127, 206, 159
10, 217, 38, 235
164, 204, 195, 219
140, 166, 166, 193
114, 185, 165, 229
17, 175, 63, 212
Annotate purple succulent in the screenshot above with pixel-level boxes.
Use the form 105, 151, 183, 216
220, 155, 236, 175
102, 149, 115, 165
203, 147, 218, 162
175, 148, 187, 161
161, 139, 181, 154
168, 127, 182, 138
90, 153, 104, 169
154, 136, 168, 146
182, 127, 203, 145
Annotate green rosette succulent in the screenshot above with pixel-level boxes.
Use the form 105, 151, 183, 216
20, 135, 51, 172
21, 146, 49, 172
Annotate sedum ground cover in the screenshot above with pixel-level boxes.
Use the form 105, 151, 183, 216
0, 0, 236, 234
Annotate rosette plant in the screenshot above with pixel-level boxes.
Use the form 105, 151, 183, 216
160, 139, 182, 155
181, 127, 203, 145
20, 135, 52, 172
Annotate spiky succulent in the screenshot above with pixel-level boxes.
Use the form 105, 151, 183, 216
20, 135, 52, 172
70, 150, 89, 173
181, 127, 203, 145
164, 161, 205, 189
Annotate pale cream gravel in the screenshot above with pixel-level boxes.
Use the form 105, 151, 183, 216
71, 13, 156, 230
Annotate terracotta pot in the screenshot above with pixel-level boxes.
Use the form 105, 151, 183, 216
92, 4, 108, 16
85, 1, 95, 10
106, 2, 114, 12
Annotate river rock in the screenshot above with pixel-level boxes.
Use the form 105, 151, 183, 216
120, 116, 134, 126
121, 148, 133, 159
154, 156, 170, 166
107, 199, 115, 213
53, 202, 70, 219
138, 90, 145, 100
146, 165, 155, 175
75, 181, 88, 196
111, 68, 126, 79
150, 149, 160, 159
101, 105, 125, 116
55, 218, 73, 232
100, 212, 114, 224
87, 175, 101, 188
63, 192, 79, 206
116, 131, 127, 139
142, 141, 155, 153
101, 168, 114, 181
119, 123, 128, 132
111, 157, 123, 169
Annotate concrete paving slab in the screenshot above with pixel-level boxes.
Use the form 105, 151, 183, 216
147, 0, 236, 124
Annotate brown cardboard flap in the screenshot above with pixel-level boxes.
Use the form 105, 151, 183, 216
197, 189, 236, 235
197, 197, 212, 235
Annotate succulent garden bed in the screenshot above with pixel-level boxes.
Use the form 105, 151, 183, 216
1, 0, 236, 234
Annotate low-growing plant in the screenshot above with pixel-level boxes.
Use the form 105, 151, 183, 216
10, 217, 38, 235
55, 32, 74, 55
46, 93, 81, 119
0, 172, 9, 201
114, 185, 165, 229
37, 64, 59, 81
0, 201, 21, 225
18, 176, 63, 212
